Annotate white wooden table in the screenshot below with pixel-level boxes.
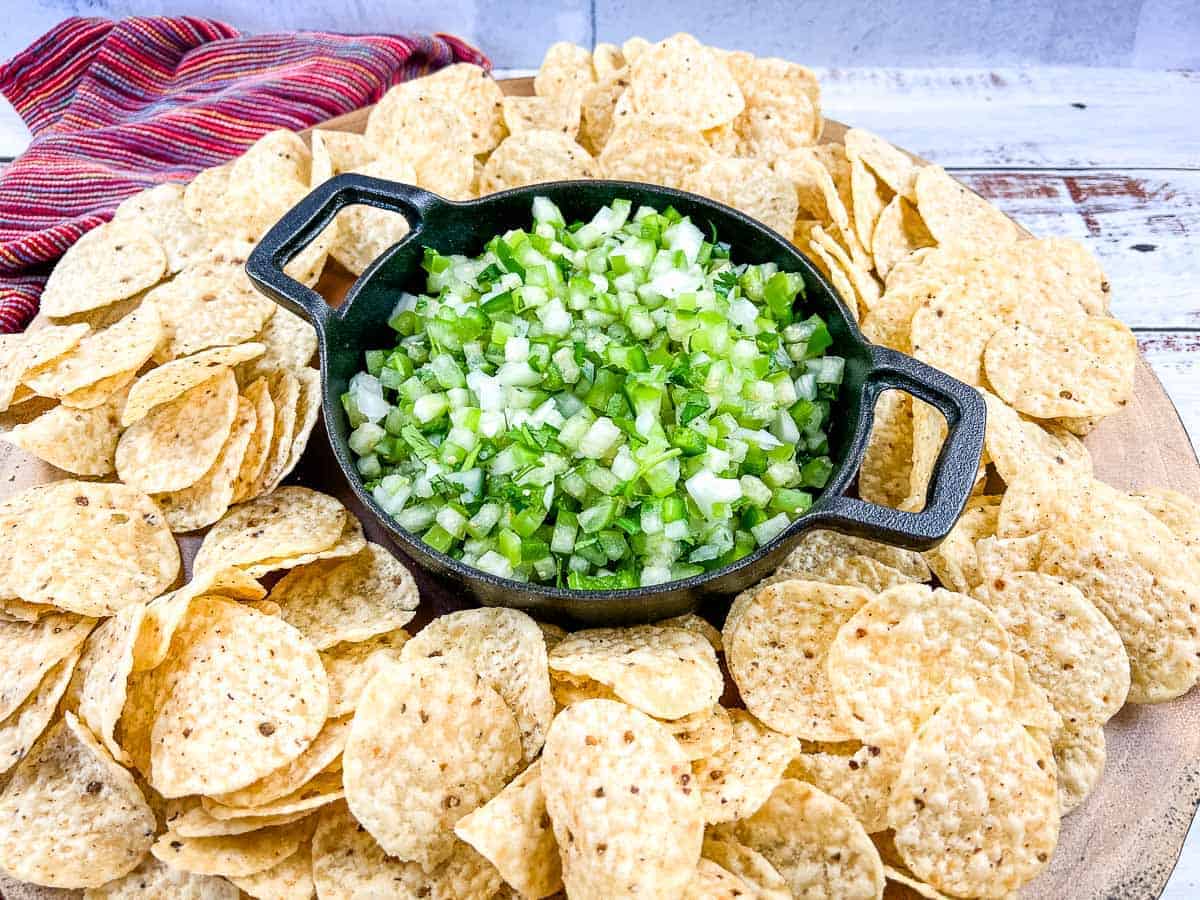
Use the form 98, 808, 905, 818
2, 65, 1199, 896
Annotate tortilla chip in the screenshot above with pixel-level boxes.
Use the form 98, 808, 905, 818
727, 779, 884, 898
73, 604, 148, 764
229, 842, 313, 900
683, 156, 798, 236
827, 584, 1015, 744
129, 566, 265, 674
627, 33, 744, 131
320, 630, 410, 718
844, 128, 919, 200
914, 165, 1021, 247
238, 305, 318, 384
888, 695, 1058, 896
112, 182, 207, 273
1052, 723, 1106, 814
858, 389, 913, 507
693, 709, 799, 824
270, 542, 418, 650
311, 129, 375, 186
326, 155, 418, 275
0, 324, 89, 411
871, 196, 935, 278
82, 854, 238, 899
0, 480, 178, 617
373, 64, 504, 156
502, 93, 582, 139
183, 163, 232, 228
115, 367, 239, 494
549, 625, 723, 720
776, 529, 931, 591
150, 817, 314, 879
725, 580, 870, 740
786, 739, 904, 834
232, 377, 276, 503
701, 835, 791, 899
661, 704, 734, 761
273, 366, 321, 491
343, 658, 521, 868
168, 803, 310, 839
0, 646, 81, 775
534, 42, 595, 103
984, 316, 1137, 419
979, 570, 1129, 728
402, 607, 555, 761
40, 221, 167, 318
144, 260, 276, 361
599, 119, 713, 190
579, 71, 630, 155
2, 384, 126, 476
147, 597, 329, 798
231, 129, 311, 187
202, 770, 342, 820
242, 514, 365, 579
479, 130, 599, 194
921, 494, 1000, 594
725, 54, 821, 156
541, 699, 703, 899
453, 761, 562, 899
152, 395, 257, 532
0, 713, 156, 888
211, 715, 351, 809
23, 306, 161, 400
311, 802, 501, 899
122, 343, 263, 426
192, 487, 348, 575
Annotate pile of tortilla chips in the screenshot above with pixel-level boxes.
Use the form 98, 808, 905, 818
0, 146, 323, 534
0, 32, 1195, 900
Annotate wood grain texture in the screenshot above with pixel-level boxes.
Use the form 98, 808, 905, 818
958, 170, 1200, 329
1139, 333, 1200, 447
819, 67, 1200, 168
1083, 356, 1200, 496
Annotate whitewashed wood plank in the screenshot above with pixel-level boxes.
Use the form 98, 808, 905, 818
955, 170, 1200, 329
1138, 331, 1200, 447
818, 67, 1200, 169
3, 66, 1196, 170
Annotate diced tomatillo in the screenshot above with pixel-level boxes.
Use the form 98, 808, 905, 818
345, 198, 843, 587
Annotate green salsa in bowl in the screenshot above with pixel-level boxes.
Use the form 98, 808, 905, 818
342, 196, 845, 591
246, 175, 984, 623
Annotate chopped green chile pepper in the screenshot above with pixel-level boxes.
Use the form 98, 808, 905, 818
347, 197, 843, 587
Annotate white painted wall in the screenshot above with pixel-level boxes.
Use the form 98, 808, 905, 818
1, 0, 1198, 68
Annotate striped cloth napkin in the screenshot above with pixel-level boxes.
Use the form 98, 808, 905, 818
0, 16, 487, 332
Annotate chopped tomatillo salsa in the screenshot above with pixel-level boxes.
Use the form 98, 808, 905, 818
343, 197, 843, 589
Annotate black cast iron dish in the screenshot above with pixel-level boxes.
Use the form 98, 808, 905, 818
247, 175, 984, 624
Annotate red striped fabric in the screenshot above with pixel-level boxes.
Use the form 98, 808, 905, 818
0, 17, 488, 332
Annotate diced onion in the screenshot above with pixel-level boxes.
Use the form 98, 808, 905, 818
349, 373, 390, 423
346, 197, 838, 589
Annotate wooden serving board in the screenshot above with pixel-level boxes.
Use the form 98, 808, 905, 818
1, 76, 1198, 900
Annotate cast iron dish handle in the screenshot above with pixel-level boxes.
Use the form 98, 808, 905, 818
246, 174, 441, 327
807, 344, 985, 547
